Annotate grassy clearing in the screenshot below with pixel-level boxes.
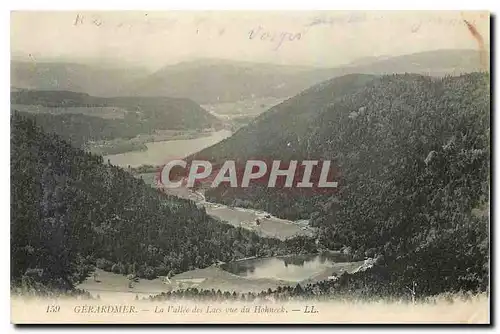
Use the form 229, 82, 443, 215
77, 267, 294, 298
77, 257, 371, 300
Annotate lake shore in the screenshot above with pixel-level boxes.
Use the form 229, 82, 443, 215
86, 129, 217, 156
103, 129, 232, 167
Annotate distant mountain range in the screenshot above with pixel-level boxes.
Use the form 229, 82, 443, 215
11, 49, 486, 104
11, 62, 149, 97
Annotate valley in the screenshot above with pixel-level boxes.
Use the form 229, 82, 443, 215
10, 49, 490, 307
77, 253, 367, 299
161, 186, 317, 240
202, 97, 287, 129
9, 11, 492, 325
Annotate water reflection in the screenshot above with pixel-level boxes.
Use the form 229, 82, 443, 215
104, 129, 232, 167
222, 253, 351, 282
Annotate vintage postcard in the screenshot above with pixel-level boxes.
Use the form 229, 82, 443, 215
10, 10, 490, 324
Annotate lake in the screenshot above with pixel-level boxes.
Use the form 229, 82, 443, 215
221, 253, 352, 282
104, 129, 232, 167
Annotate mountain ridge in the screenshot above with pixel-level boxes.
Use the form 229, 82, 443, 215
12, 49, 485, 103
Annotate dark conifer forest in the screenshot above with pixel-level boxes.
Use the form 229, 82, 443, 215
10, 114, 312, 290
11, 72, 490, 299
195, 73, 490, 296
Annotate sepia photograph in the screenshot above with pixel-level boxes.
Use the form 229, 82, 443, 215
8, 9, 491, 325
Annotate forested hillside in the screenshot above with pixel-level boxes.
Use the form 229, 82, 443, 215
10, 114, 312, 291
193, 72, 490, 295
12, 113, 144, 148
12, 50, 484, 104
12, 90, 222, 130
11, 90, 223, 149
132, 50, 484, 103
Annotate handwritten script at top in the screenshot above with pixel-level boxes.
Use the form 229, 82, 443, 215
71, 12, 486, 52
304, 13, 481, 31
73, 13, 178, 31
248, 26, 302, 50
73, 14, 304, 51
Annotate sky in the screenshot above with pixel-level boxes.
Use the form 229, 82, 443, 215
10, 11, 490, 70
